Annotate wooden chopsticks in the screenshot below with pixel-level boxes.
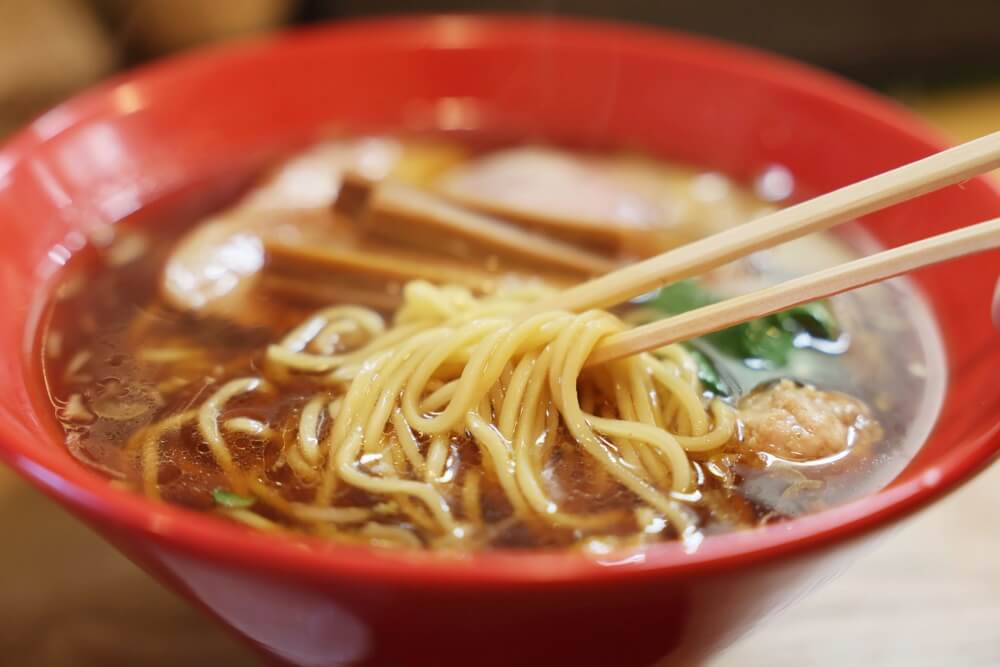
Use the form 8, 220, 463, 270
313, 132, 999, 365
586, 216, 1000, 366
503, 130, 1000, 365
524, 131, 1000, 318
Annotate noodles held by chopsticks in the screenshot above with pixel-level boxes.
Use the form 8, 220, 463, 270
133, 281, 736, 548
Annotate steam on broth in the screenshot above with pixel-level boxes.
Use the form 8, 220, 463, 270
39, 136, 944, 552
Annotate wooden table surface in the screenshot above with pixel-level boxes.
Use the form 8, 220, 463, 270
1, 85, 997, 667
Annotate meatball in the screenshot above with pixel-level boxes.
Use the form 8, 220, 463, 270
736, 380, 883, 463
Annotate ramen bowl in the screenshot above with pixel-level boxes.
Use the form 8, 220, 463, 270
0, 16, 997, 667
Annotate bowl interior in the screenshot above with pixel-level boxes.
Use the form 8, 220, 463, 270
0, 16, 997, 582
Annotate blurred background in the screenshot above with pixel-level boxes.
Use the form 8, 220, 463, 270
0, 1, 997, 666
2, 0, 1000, 137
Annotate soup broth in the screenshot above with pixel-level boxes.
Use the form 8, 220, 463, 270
39, 136, 945, 552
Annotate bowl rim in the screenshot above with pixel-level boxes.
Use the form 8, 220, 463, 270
1, 14, 998, 588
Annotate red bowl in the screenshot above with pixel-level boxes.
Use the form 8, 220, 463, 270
0, 16, 997, 667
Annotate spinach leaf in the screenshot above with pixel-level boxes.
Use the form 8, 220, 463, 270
649, 280, 716, 313
644, 280, 838, 367
703, 316, 795, 366
212, 488, 256, 509
775, 301, 839, 340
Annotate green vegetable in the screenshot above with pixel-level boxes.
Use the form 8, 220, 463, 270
684, 345, 731, 397
212, 488, 256, 509
648, 279, 716, 313
645, 280, 839, 367
775, 301, 839, 340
